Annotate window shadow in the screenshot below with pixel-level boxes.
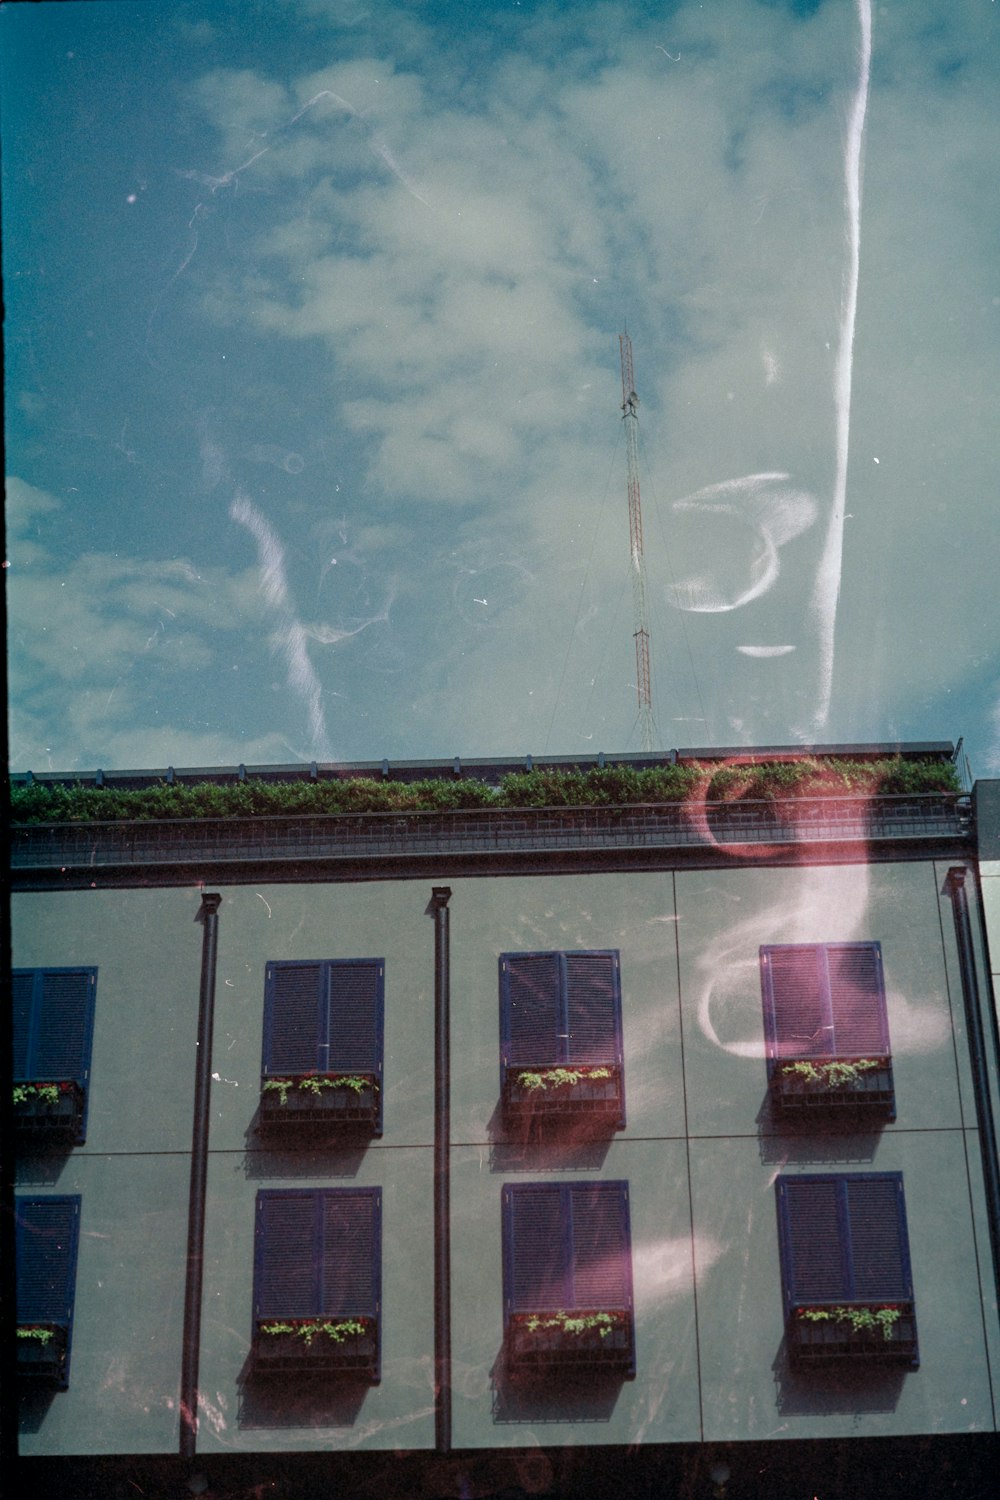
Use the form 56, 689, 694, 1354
11, 1144, 76, 1187
772, 1335, 908, 1416
489, 1347, 627, 1425
485, 1100, 615, 1173
755, 1093, 885, 1166
236, 1351, 371, 1429
239, 1132, 369, 1180
17, 1387, 59, 1434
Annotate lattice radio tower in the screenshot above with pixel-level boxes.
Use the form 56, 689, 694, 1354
619, 331, 655, 752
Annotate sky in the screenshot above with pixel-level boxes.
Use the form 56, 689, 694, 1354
3, 0, 998, 775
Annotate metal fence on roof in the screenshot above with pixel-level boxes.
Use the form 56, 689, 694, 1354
9, 794, 972, 873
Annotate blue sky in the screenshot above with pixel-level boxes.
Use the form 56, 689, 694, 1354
4, 0, 999, 773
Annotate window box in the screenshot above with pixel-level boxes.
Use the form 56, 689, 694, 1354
507, 1309, 635, 1373
261, 959, 384, 1136
16, 1323, 70, 1384
502, 1181, 636, 1379
789, 1302, 918, 1365
761, 944, 895, 1121
13, 1081, 86, 1142
253, 1316, 379, 1378
771, 1058, 895, 1117
502, 1063, 623, 1120
259, 1073, 379, 1133
499, 952, 625, 1130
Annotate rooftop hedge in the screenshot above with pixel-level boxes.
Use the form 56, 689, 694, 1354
8, 758, 960, 825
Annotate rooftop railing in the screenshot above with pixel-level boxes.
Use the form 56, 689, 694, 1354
10, 794, 972, 878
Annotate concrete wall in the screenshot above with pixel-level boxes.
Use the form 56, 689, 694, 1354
13, 857, 1000, 1456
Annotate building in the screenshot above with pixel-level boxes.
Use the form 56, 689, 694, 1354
8, 744, 1000, 1498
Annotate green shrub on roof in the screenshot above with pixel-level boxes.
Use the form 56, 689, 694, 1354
8, 757, 959, 824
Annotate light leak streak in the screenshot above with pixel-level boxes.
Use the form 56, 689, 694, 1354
230, 492, 333, 758
810, 0, 872, 732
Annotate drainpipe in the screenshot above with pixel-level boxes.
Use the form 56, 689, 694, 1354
945, 868, 1000, 1304
180, 892, 222, 1458
430, 886, 453, 1454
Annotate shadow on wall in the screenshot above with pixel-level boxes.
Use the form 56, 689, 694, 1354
239, 1127, 369, 1180
236, 1351, 371, 1429
486, 1100, 616, 1173
490, 1349, 628, 1425
772, 1337, 908, 1416
754, 1099, 884, 1167
18, 1387, 58, 1436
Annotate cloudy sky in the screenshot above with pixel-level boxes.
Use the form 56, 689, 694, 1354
4, 0, 998, 774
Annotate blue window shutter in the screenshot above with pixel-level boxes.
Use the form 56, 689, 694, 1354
843, 1176, 912, 1299
567, 1181, 633, 1310
255, 1187, 382, 1319
326, 961, 383, 1076
502, 1181, 633, 1316
500, 954, 563, 1068
761, 946, 828, 1060
262, 962, 325, 1075
16, 1196, 81, 1326
502, 1183, 569, 1315
12, 968, 96, 1084
254, 1191, 319, 1318
319, 1188, 381, 1319
825, 944, 889, 1056
761, 943, 888, 1060
777, 1173, 913, 1308
564, 953, 621, 1067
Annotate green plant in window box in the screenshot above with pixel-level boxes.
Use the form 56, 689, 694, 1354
16, 1326, 56, 1345
779, 1059, 881, 1088
13, 1081, 74, 1107
259, 1317, 370, 1346
518, 1310, 624, 1337
261, 1074, 377, 1106
515, 1066, 613, 1092
796, 1305, 901, 1340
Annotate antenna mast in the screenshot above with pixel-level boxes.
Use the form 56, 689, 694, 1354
619, 331, 655, 752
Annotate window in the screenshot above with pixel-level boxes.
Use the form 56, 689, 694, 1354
760, 943, 894, 1117
776, 1173, 918, 1365
12, 968, 97, 1143
501, 1181, 636, 1376
260, 959, 384, 1134
499, 951, 625, 1126
15, 1195, 82, 1388
252, 1187, 382, 1380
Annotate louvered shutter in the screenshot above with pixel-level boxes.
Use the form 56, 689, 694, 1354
16, 1196, 81, 1325
12, 968, 96, 1083
320, 1189, 381, 1318
12, 971, 34, 1078
263, 963, 325, 1075
326, 962, 383, 1075
777, 1177, 848, 1302
501, 954, 564, 1067
255, 1191, 319, 1318
826, 945, 889, 1056
503, 1184, 568, 1313
777, 1174, 912, 1308
565, 953, 620, 1066
844, 1177, 911, 1299
568, 1182, 633, 1309
761, 947, 828, 1060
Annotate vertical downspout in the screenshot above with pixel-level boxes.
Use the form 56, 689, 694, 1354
180, 892, 222, 1458
946, 867, 1000, 1303
430, 886, 453, 1454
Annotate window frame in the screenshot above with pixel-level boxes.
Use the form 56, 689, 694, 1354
775, 1172, 918, 1366
498, 950, 626, 1127
760, 942, 895, 1118
252, 1186, 382, 1381
12, 967, 98, 1144
15, 1194, 82, 1389
260, 958, 385, 1135
501, 1179, 636, 1377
